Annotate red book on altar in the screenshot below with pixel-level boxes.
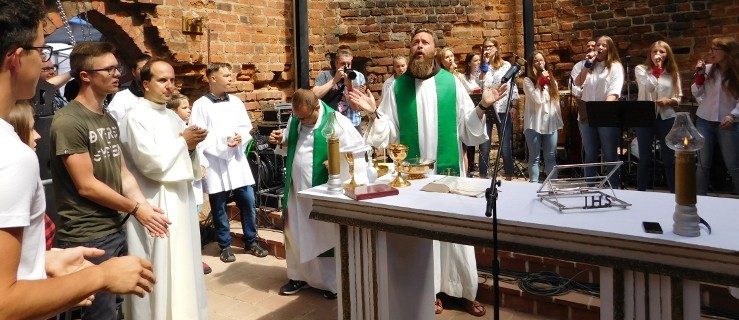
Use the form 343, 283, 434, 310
345, 184, 399, 200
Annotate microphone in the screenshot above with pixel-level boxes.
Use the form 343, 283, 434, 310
513, 53, 527, 64
693, 66, 704, 77
500, 63, 521, 83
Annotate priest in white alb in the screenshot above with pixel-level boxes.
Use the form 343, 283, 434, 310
350, 28, 505, 317
269, 89, 364, 299
119, 59, 209, 320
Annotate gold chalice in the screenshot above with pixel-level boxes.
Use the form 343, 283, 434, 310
344, 152, 358, 190
388, 143, 411, 187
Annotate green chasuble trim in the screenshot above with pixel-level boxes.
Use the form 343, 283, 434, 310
281, 102, 334, 257
281, 101, 333, 213
394, 69, 461, 176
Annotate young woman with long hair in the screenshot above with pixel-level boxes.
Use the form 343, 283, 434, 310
691, 37, 739, 195
573, 35, 625, 188
479, 37, 519, 180
634, 40, 682, 192
522, 51, 563, 182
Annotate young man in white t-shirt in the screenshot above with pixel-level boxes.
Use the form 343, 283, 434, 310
0, 1, 156, 319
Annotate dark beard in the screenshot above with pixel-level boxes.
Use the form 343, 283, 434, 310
409, 54, 435, 78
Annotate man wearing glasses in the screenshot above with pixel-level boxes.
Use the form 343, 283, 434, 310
50, 42, 171, 320
1, 1, 157, 319
39, 59, 71, 111
107, 54, 151, 124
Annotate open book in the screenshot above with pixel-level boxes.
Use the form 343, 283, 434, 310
420, 176, 487, 197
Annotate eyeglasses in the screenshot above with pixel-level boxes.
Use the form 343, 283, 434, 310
84, 65, 121, 75
710, 47, 724, 52
22, 45, 53, 62
41, 65, 58, 72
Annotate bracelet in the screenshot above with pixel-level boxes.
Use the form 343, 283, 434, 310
477, 103, 489, 111
129, 202, 141, 216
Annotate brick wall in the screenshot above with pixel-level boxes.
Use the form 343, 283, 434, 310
43, 0, 739, 317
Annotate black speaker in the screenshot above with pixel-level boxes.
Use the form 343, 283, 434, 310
34, 115, 58, 222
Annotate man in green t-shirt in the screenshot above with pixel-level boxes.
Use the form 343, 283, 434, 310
50, 42, 171, 320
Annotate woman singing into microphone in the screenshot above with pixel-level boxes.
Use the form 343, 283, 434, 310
573, 35, 625, 188
691, 37, 739, 195
479, 37, 519, 180
522, 51, 564, 182
634, 41, 681, 192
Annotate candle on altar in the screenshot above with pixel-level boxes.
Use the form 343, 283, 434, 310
665, 113, 705, 237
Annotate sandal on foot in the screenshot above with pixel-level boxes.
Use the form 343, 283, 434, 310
434, 298, 443, 314
465, 300, 486, 317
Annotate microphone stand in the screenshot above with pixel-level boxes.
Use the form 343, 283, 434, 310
484, 65, 519, 320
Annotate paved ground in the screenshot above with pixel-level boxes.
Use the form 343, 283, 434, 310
202, 242, 551, 320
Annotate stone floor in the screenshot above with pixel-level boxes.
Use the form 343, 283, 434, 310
202, 242, 552, 320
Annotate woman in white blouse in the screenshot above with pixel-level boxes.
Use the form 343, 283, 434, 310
573, 35, 624, 188
459, 52, 482, 94
522, 51, 564, 182
480, 38, 519, 180
634, 41, 681, 192
691, 37, 739, 195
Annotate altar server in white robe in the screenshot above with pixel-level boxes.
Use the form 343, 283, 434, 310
269, 89, 364, 298
119, 59, 209, 320
107, 54, 150, 125
353, 28, 505, 316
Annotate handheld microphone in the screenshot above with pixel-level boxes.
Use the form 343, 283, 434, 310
513, 53, 527, 64
500, 63, 521, 83
693, 66, 704, 77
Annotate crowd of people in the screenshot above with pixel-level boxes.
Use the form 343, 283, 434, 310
2, 0, 738, 319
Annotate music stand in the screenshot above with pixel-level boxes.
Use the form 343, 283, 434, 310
584, 101, 655, 189
585, 100, 655, 128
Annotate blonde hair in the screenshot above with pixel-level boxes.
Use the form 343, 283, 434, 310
641, 41, 681, 98
8, 100, 35, 145
482, 37, 504, 69
435, 47, 455, 72
598, 36, 621, 72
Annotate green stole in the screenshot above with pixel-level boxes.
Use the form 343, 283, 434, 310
393, 69, 460, 176
281, 101, 334, 257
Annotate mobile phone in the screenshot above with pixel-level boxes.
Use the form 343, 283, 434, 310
642, 221, 663, 234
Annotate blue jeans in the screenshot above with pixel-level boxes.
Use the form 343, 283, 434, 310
57, 230, 127, 320
524, 129, 558, 182
695, 117, 739, 195
209, 185, 258, 249
636, 115, 675, 192
479, 113, 513, 178
579, 122, 621, 188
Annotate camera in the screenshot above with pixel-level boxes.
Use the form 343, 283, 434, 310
344, 67, 357, 80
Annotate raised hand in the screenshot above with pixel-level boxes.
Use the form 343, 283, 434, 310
182, 125, 207, 151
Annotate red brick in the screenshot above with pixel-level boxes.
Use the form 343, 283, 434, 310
535, 300, 569, 319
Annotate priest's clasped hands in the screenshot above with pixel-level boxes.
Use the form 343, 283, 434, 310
182, 125, 208, 150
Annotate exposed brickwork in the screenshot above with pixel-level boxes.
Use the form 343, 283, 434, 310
43, 0, 739, 318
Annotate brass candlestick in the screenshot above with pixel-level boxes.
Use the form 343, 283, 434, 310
388, 143, 411, 187
344, 152, 358, 189
320, 112, 345, 195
